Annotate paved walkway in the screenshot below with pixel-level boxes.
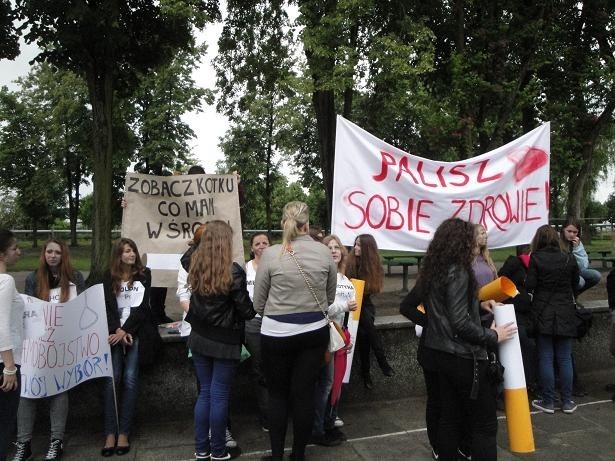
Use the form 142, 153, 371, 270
14, 369, 615, 460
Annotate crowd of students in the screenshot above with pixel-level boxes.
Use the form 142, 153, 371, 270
0, 210, 611, 461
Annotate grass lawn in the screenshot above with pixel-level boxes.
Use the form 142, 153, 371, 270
10, 232, 613, 272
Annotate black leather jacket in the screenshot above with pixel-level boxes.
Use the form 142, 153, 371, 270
186, 263, 256, 345
423, 266, 497, 360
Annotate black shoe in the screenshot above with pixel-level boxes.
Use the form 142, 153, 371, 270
44, 438, 64, 460
310, 432, 342, 447
100, 446, 115, 457
115, 444, 131, 456
12, 441, 33, 461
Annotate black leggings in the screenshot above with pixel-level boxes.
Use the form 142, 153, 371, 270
434, 351, 497, 461
261, 327, 329, 461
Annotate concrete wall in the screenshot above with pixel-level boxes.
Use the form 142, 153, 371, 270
61, 305, 615, 423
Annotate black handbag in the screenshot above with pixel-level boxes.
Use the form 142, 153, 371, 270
138, 311, 163, 368
575, 305, 593, 339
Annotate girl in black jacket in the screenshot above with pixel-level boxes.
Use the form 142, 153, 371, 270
186, 220, 256, 461
101, 238, 151, 457
527, 225, 579, 414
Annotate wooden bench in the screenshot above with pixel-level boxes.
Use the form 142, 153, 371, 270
382, 255, 424, 292
589, 250, 615, 269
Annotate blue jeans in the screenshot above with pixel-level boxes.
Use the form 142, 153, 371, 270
577, 268, 601, 295
536, 335, 573, 404
192, 353, 238, 457
312, 356, 334, 436
103, 338, 140, 436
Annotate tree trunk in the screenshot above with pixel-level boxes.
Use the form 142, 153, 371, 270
86, 66, 114, 284
312, 90, 336, 229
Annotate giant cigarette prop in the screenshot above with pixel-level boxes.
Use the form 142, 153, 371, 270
494, 304, 535, 453
479, 276, 518, 302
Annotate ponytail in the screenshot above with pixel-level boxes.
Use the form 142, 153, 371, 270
281, 201, 310, 251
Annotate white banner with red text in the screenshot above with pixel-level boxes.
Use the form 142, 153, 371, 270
331, 116, 550, 250
20, 284, 112, 398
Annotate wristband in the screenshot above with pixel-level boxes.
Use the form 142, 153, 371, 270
3, 366, 17, 376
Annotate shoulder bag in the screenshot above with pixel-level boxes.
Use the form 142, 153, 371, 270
287, 246, 346, 353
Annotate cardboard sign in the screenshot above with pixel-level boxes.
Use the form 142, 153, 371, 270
121, 173, 244, 286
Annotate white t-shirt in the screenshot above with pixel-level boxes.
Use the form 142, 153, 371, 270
48, 283, 77, 303
0, 274, 25, 365
328, 273, 356, 325
116, 281, 145, 326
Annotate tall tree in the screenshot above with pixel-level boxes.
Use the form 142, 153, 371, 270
132, 44, 210, 175
215, 0, 294, 231
15, 0, 220, 282
0, 86, 65, 246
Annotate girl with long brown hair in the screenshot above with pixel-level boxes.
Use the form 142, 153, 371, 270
15, 239, 85, 461
186, 220, 255, 461
345, 234, 391, 389
416, 218, 516, 460
101, 238, 151, 457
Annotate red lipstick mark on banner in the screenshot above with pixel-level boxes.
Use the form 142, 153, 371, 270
508, 147, 549, 182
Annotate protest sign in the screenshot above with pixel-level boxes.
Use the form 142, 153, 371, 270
332, 116, 550, 250
20, 284, 112, 398
121, 173, 244, 286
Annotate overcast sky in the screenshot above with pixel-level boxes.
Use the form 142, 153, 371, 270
1, 28, 612, 203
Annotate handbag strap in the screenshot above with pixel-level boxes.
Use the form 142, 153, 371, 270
286, 245, 329, 321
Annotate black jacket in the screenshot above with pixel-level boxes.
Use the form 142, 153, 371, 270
422, 266, 497, 360
526, 246, 579, 337
103, 268, 152, 336
186, 263, 256, 345
498, 255, 533, 331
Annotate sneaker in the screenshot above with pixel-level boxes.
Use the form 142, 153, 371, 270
309, 432, 342, 447
562, 401, 578, 414
334, 417, 344, 428
211, 452, 231, 461
44, 439, 64, 460
12, 441, 33, 461
531, 399, 555, 414
225, 429, 237, 449
195, 453, 211, 460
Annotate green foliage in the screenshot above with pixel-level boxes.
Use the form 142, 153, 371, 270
132, 44, 209, 175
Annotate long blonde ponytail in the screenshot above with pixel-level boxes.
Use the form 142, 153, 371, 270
281, 201, 310, 251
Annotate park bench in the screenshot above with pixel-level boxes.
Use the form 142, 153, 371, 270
589, 250, 615, 269
382, 255, 424, 293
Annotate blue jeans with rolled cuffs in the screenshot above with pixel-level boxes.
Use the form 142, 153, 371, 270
536, 334, 573, 405
103, 338, 140, 436
192, 353, 238, 457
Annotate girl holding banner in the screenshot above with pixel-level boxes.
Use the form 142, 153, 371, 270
416, 218, 516, 461
101, 239, 152, 457
345, 234, 392, 389
0, 230, 23, 461
13, 240, 85, 461
186, 221, 256, 461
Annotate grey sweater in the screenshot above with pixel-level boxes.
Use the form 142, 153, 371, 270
253, 234, 337, 317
